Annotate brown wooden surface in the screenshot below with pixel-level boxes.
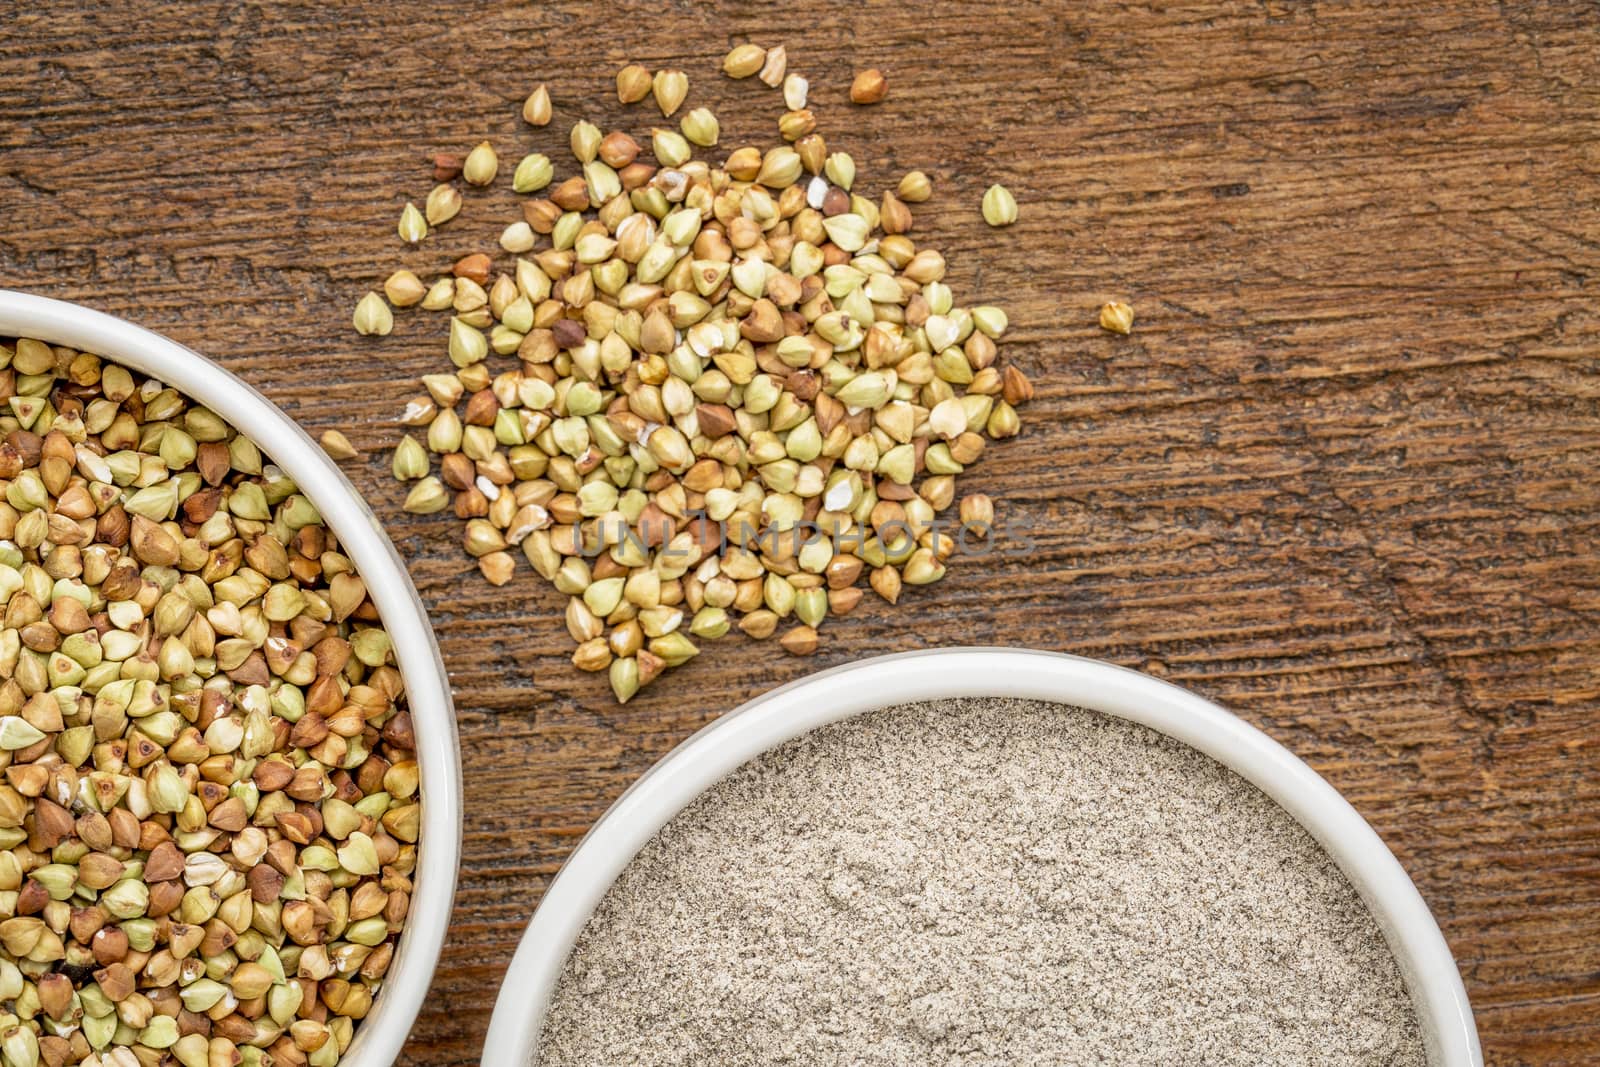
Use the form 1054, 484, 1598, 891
3, 1, 1598, 1062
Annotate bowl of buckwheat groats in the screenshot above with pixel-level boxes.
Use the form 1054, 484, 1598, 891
0, 291, 461, 1067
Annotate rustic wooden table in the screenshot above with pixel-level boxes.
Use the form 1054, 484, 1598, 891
3, 1, 1596, 1063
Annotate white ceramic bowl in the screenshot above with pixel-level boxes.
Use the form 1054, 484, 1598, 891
483, 647, 1481, 1066
0, 291, 462, 1066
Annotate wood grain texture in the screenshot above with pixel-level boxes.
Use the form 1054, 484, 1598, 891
2, 1, 1597, 1062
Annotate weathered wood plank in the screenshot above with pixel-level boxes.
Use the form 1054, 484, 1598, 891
2, 1, 1597, 1062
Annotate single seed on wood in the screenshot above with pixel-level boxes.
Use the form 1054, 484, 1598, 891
425, 183, 461, 226
898, 170, 932, 202
610, 656, 640, 703
850, 68, 887, 103
982, 183, 1018, 227
681, 108, 720, 148
453, 253, 492, 285
514, 153, 554, 192
780, 625, 819, 656
724, 44, 765, 79
431, 151, 463, 181
384, 269, 427, 307
320, 430, 358, 460
759, 46, 787, 87
824, 151, 855, 190
653, 69, 688, 117
479, 551, 515, 586
880, 192, 913, 235
598, 133, 639, 169
960, 494, 996, 532
463, 141, 499, 186
523, 83, 553, 126
778, 109, 816, 141
571, 120, 602, 163
1002, 365, 1034, 405
404, 476, 449, 514
870, 566, 902, 604
353, 293, 393, 336
616, 64, 652, 104
783, 73, 809, 111
1100, 301, 1134, 334
397, 203, 427, 244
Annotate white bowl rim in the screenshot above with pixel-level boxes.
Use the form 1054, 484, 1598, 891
483, 646, 1480, 1067
0, 290, 462, 1066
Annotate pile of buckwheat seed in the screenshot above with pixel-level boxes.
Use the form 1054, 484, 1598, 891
352, 46, 1034, 702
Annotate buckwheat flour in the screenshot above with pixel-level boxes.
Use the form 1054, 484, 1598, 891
538, 698, 1427, 1066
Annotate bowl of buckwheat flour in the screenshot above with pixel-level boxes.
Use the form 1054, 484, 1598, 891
482, 649, 1481, 1066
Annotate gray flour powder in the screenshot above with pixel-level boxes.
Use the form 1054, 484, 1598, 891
539, 699, 1427, 1066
